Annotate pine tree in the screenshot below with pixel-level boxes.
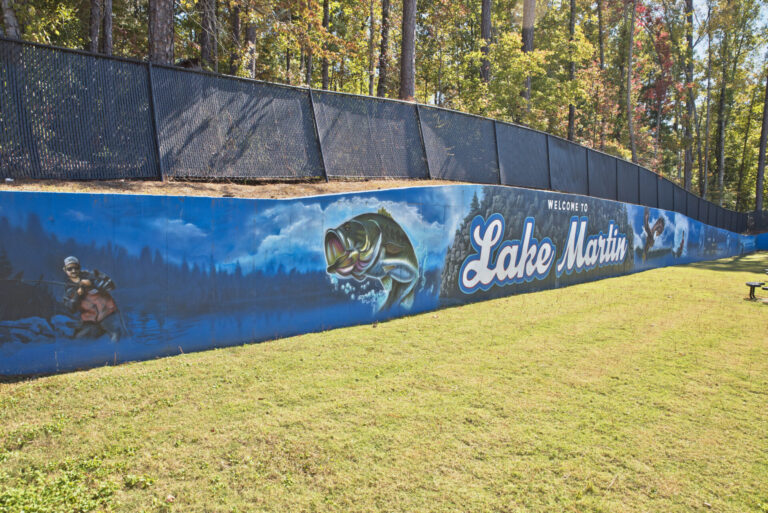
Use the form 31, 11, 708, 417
0, 246, 12, 280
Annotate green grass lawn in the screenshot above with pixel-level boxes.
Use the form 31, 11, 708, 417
1, 253, 767, 513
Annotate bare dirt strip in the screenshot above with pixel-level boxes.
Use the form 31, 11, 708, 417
0, 178, 463, 199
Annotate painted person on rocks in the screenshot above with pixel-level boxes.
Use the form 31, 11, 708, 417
62, 256, 124, 341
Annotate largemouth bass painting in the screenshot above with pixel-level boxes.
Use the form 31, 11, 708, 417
324, 210, 419, 310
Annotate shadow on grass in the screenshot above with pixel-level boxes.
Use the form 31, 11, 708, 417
685, 252, 768, 274
0, 373, 52, 384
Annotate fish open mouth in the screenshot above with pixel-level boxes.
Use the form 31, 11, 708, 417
325, 230, 355, 275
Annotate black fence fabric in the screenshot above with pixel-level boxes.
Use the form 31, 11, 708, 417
749, 211, 768, 232
685, 191, 697, 220
548, 137, 588, 195
638, 168, 658, 208
496, 123, 550, 190
616, 161, 639, 204
673, 185, 686, 215
0, 39, 158, 179
312, 92, 427, 179
658, 178, 674, 211
0, 37, 752, 232
587, 150, 616, 200
708, 202, 717, 227
153, 67, 324, 179
418, 106, 499, 184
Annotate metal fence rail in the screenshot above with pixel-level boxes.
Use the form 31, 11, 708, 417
0, 36, 758, 233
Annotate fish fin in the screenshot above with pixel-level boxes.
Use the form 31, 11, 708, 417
381, 279, 417, 311
400, 288, 415, 309
383, 242, 405, 255
382, 281, 402, 310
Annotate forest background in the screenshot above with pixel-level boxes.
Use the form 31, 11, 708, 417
1, 0, 767, 213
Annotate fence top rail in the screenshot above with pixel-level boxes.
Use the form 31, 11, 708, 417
0, 35, 746, 218
0, 34, 150, 67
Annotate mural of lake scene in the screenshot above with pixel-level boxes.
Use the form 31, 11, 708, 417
0, 185, 754, 376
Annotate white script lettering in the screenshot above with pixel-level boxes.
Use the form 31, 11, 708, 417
555, 216, 628, 276
459, 214, 556, 294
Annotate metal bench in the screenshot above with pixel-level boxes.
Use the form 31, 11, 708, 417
746, 282, 765, 300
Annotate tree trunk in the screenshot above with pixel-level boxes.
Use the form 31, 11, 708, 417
286, 49, 291, 84
655, 89, 663, 164
694, 93, 702, 190
148, 0, 174, 64
521, 0, 535, 109
480, 0, 491, 83
756, 68, 768, 213
376, 0, 390, 96
736, 87, 757, 210
674, 97, 682, 181
230, 3, 241, 75
435, 38, 443, 104
244, 21, 256, 77
399, 0, 416, 100
89, 0, 101, 52
627, 0, 637, 162
683, 0, 693, 190
567, 0, 576, 140
305, 52, 313, 86
305, 0, 313, 86
596, 0, 604, 70
100, 0, 112, 55
322, 0, 330, 89
199, 0, 217, 71
368, 0, 375, 94
702, 19, 712, 199
1, 0, 20, 39
596, 0, 604, 149
715, 35, 728, 206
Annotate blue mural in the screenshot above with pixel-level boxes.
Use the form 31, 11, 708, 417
0, 185, 755, 376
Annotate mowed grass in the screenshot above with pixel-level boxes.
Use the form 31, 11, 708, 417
1, 254, 767, 513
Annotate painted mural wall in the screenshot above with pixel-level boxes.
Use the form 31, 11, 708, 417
0, 185, 755, 376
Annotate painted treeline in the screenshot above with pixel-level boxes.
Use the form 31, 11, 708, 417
0, 185, 755, 376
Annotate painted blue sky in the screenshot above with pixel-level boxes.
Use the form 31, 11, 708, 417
0, 185, 477, 274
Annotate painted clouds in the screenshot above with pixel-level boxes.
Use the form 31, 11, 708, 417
227, 186, 472, 274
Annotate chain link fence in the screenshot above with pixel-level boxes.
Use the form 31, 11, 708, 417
152, 66, 324, 179
0, 37, 757, 233
0, 38, 157, 179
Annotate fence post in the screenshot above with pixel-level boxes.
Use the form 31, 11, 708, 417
584, 147, 590, 195
545, 135, 553, 191
146, 62, 165, 181
492, 121, 501, 185
307, 88, 330, 183
414, 104, 431, 180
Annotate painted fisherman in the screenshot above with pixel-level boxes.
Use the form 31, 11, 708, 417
62, 256, 123, 341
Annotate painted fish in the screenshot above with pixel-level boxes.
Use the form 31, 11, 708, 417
324, 211, 419, 310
